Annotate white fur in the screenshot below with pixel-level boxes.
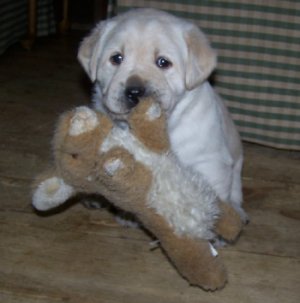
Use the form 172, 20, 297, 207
77, 9, 247, 221
32, 177, 74, 211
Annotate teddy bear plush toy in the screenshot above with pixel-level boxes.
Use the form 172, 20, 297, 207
32, 97, 242, 290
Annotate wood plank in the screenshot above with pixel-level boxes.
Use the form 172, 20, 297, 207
0, 208, 299, 303
243, 142, 300, 185
241, 179, 300, 258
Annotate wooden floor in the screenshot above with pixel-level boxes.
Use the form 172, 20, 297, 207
0, 33, 299, 303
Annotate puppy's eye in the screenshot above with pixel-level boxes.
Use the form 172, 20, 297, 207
110, 53, 123, 65
156, 57, 172, 69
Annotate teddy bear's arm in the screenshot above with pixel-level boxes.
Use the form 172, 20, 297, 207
98, 147, 153, 213
129, 98, 169, 153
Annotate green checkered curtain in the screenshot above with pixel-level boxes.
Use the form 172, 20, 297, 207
108, 0, 300, 150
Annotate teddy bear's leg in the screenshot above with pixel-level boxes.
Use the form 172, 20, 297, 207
164, 237, 227, 290
32, 172, 75, 211
140, 211, 227, 290
82, 155, 120, 210
214, 201, 243, 242
98, 148, 152, 209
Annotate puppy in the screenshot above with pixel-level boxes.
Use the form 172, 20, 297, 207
78, 9, 247, 222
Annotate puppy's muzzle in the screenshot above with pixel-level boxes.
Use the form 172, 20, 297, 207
125, 75, 146, 108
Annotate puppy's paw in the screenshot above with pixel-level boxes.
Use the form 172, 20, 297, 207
69, 106, 99, 136
32, 177, 74, 211
236, 206, 250, 225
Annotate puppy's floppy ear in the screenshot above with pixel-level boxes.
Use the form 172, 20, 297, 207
78, 21, 110, 82
184, 25, 217, 90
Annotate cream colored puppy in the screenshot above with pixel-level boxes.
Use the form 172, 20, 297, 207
78, 9, 247, 221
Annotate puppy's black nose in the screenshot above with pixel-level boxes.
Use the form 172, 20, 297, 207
125, 86, 145, 107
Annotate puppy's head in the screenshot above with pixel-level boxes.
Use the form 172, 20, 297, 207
78, 9, 216, 117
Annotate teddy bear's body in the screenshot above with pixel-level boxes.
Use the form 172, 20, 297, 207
32, 98, 242, 290
100, 118, 221, 240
